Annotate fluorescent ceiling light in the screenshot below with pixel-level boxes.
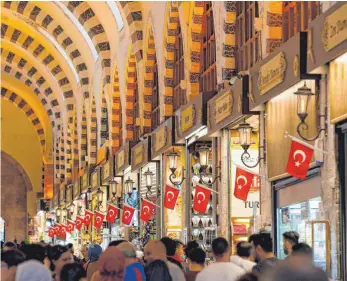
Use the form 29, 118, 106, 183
106, 1, 124, 31
55, 1, 98, 61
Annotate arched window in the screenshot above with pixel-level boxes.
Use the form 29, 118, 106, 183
173, 23, 186, 112
151, 54, 160, 130
200, 1, 217, 93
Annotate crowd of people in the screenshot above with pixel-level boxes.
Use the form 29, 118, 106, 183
1, 231, 330, 281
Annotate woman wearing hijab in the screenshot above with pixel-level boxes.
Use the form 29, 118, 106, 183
91, 247, 125, 281
16, 260, 52, 281
85, 244, 103, 281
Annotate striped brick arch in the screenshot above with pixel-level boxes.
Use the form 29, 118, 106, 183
89, 96, 97, 166
100, 92, 109, 146
1, 1, 90, 100
66, 116, 73, 181
1, 23, 75, 113
125, 50, 137, 141
111, 69, 122, 154
119, 2, 144, 63
1, 87, 46, 155
222, 2, 236, 80
72, 110, 79, 178
163, 1, 180, 118
0, 49, 61, 123
143, 25, 156, 134
59, 129, 65, 180
1, 62, 57, 127
80, 105, 88, 168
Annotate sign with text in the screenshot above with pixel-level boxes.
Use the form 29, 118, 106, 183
215, 90, 233, 124
131, 138, 150, 173
91, 169, 99, 190
102, 158, 113, 184
81, 173, 88, 192
155, 126, 167, 152
181, 105, 195, 133
134, 144, 144, 165
73, 180, 80, 199
151, 117, 174, 160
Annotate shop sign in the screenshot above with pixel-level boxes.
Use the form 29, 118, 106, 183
135, 144, 144, 165
215, 90, 233, 123
131, 138, 150, 172
181, 105, 196, 133
155, 126, 167, 152
322, 4, 347, 52
102, 158, 113, 184
81, 173, 88, 192
73, 180, 80, 199
91, 169, 100, 190
258, 52, 286, 95
117, 150, 125, 170
151, 117, 174, 160
115, 142, 131, 175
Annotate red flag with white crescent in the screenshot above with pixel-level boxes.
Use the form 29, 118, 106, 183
121, 205, 135, 226
60, 224, 67, 237
94, 211, 105, 229
66, 220, 75, 233
193, 185, 211, 214
84, 210, 94, 227
140, 199, 155, 222
106, 204, 119, 223
285, 140, 314, 179
75, 216, 84, 231
163, 184, 180, 210
54, 224, 62, 236
234, 167, 255, 201
48, 228, 55, 238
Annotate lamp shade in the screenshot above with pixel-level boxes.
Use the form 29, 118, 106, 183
110, 178, 118, 195
97, 188, 104, 203
144, 168, 154, 188
56, 206, 61, 217
199, 148, 210, 167
62, 206, 67, 217
167, 149, 179, 171
237, 121, 252, 149
125, 177, 135, 194
294, 83, 314, 121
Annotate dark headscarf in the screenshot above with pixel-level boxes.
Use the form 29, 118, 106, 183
88, 244, 103, 262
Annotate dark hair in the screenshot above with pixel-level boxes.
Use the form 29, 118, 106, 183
282, 231, 299, 245
184, 241, 199, 258
160, 237, 177, 257
145, 259, 173, 281
60, 263, 86, 281
237, 273, 258, 281
174, 240, 184, 247
19, 244, 45, 263
67, 243, 73, 249
250, 233, 273, 253
292, 243, 313, 257
4, 241, 17, 249
108, 240, 127, 247
1, 249, 26, 267
212, 237, 229, 257
236, 241, 252, 258
188, 248, 206, 265
49, 245, 68, 271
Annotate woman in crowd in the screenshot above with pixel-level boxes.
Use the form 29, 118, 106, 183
50, 245, 74, 281
145, 259, 173, 281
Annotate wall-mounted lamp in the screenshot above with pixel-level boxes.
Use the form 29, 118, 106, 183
237, 120, 265, 168
86, 187, 92, 209
197, 146, 221, 186
61, 205, 67, 224
56, 206, 61, 222
76, 200, 84, 216
167, 149, 185, 187
294, 82, 327, 141
124, 177, 137, 206
68, 203, 75, 219
109, 178, 119, 204
96, 187, 104, 211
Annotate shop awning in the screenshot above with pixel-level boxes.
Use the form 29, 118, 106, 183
151, 117, 175, 160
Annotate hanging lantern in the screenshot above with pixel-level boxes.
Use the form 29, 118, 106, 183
110, 178, 118, 197
167, 149, 179, 173
198, 147, 210, 167
97, 188, 104, 204
144, 168, 154, 189
237, 121, 253, 151
125, 177, 135, 195
294, 82, 315, 122
56, 206, 61, 217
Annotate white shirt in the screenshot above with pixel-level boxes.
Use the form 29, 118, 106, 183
196, 262, 245, 281
230, 255, 256, 273
167, 261, 186, 281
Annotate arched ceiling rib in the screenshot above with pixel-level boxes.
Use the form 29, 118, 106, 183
2, 1, 92, 100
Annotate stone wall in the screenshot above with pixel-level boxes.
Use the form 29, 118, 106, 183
1, 153, 29, 242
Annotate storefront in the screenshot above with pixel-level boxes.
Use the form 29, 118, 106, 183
175, 92, 217, 246
306, 3, 347, 279
207, 79, 260, 252
249, 31, 326, 268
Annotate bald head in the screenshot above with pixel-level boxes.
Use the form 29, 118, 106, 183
144, 241, 167, 263
117, 242, 137, 266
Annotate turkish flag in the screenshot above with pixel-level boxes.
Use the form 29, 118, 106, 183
66, 220, 75, 233
106, 204, 119, 223
234, 167, 255, 201
193, 185, 211, 213
140, 199, 155, 222
84, 210, 94, 227
54, 224, 61, 236
94, 211, 105, 229
121, 205, 135, 226
48, 228, 55, 238
286, 140, 314, 179
163, 184, 180, 210
75, 216, 84, 231
60, 224, 67, 237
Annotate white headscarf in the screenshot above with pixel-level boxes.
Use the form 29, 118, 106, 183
16, 260, 52, 281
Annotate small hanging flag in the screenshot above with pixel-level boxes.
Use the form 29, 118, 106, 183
54, 224, 62, 236
286, 140, 314, 179
75, 216, 84, 231
193, 184, 212, 214
121, 205, 136, 226
140, 199, 155, 222
83, 210, 94, 227
48, 228, 55, 238
163, 184, 180, 210
66, 220, 75, 233
60, 224, 67, 237
106, 204, 120, 223
94, 211, 105, 229
234, 167, 255, 201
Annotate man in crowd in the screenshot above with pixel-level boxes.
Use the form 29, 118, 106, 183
230, 241, 256, 273
117, 242, 146, 281
196, 237, 244, 281
3, 241, 17, 252
249, 233, 278, 280
144, 240, 186, 281
1, 249, 26, 281
185, 247, 206, 281
282, 231, 299, 256
161, 237, 184, 270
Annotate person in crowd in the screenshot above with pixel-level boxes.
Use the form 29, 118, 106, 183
161, 237, 184, 270
174, 240, 185, 262
145, 259, 173, 281
282, 231, 299, 256
43, 244, 52, 269
117, 242, 146, 281
144, 240, 186, 281
50, 245, 74, 281
91, 247, 125, 281
184, 241, 199, 259
19, 244, 46, 263
80, 244, 89, 265
85, 244, 103, 281
196, 237, 244, 281
1, 249, 26, 281
108, 239, 127, 247
67, 243, 80, 263
15, 260, 52, 281
230, 242, 256, 273
236, 273, 258, 281
185, 248, 206, 281
272, 243, 329, 281
249, 233, 278, 281
3, 242, 17, 251
60, 263, 87, 281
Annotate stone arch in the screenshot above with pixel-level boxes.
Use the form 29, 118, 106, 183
80, 104, 88, 169
1, 87, 46, 155
89, 95, 97, 166
72, 110, 79, 179
66, 115, 74, 181
100, 92, 109, 146
59, 129, 65, 180
111, 68, 122, 154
